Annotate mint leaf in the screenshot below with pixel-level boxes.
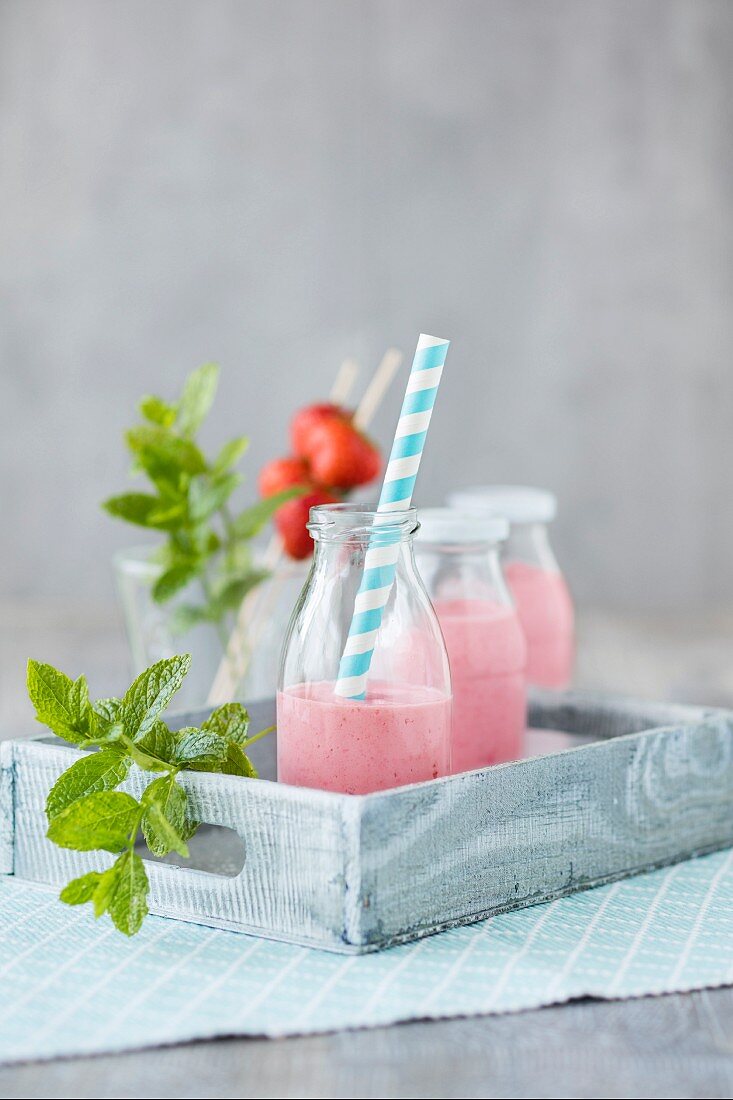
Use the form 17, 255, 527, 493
91, 699, 124, 743
135, 721, 178, 767
146, 500, 188, 530
203, 703, 250, 744
27, 661, 92, 744
122, 654, 191, 741
126, 744, 171, 773
189, 472, 242, 524
168, 604, 212, 634
211, 570, 270, 614
152, 560, 201, 603
139, 394, 177, 427
60, 872, 103, 906
176, 362, 219, 437
107, 852, 149, 935
173, 727, 228, 769
142, 776, 189, 857
102, 493, 173, 530
126, 720, 179, 772
47, 791, 139, 853
92, 863, 120, 918
218, 742, 257, 778
93, 698, 123, 729
232, 487, 304, 539
213, 436, 248, 474
204, 530, 222, 554
45, 749, 130, 821
142, 801, 188, 857
68, 674, 90, 723
144, 774, 188, 826
126, 426, 207, 479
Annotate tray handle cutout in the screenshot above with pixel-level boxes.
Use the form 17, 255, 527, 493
135, 824, 246, 878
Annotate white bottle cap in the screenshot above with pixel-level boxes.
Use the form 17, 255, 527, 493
417, 507, 509, 544
446, 485, 557, 524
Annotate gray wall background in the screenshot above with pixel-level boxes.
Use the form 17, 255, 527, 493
2, 0, 732, 613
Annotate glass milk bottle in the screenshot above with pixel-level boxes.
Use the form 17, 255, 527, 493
277, 503, 452, 794
447, 486, 574, 689
415, 509, 527, 771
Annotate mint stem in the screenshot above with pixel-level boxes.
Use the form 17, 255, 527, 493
245, 725, 275, 748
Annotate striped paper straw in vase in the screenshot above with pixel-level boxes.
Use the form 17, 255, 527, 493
334, 334, 450, 699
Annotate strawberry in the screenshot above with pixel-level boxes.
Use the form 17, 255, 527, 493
258, 456, 310, 499
290, 403, 348, 459
276, 489, 338, 560
306, 417, 381, 489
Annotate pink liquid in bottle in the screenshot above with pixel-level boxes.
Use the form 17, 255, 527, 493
277, 680, 452, 794
503, 561, 574, 688
433, 598, 527, 771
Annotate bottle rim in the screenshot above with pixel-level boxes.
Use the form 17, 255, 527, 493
308, 501, 418, 541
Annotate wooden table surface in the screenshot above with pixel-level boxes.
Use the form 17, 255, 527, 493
2, 602, 733, 1099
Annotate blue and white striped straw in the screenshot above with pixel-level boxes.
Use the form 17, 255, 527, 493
334, 333, 450, 699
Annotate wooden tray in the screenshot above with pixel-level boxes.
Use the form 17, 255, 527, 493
2, 691, 732, 953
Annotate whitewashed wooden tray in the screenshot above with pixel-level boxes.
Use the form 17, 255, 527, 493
2, 691, 732, 953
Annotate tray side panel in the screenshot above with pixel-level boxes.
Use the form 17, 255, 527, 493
351, 712, 733, 947
0, 742, 14, 875
528, 690, 712, 738
11, 740, 353, 951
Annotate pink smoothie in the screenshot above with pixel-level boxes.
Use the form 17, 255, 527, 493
277, 680, 452, 794
433, 598, 527, 772
503, 561, 574, 688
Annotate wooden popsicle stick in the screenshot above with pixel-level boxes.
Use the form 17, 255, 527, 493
352, 348, 403, 431
329, 357, 360, 407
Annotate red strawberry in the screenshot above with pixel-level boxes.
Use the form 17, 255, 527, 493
276, 489, 338, 559
290, 403, 348, 458
258, 456, 310, 499
306, 417, 381, 489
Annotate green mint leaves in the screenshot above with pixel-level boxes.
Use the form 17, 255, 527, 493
141, 775, 193, 858
30, 654, 266, 937
121, 655, 192, 741
102, 363, 304, 639
202, 702, 250, 743
26, 662, 94, 745
48, 791, 140, 853
45, 749, 130, 820
176, 361, 219, 437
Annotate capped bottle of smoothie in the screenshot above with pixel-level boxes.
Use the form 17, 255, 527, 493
447, 486, 574, 689
414, 509, 527, 772
277, 503, 452, 794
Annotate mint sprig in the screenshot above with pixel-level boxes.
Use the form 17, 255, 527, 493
103, 363, 302, 636
28, 654, 271, 936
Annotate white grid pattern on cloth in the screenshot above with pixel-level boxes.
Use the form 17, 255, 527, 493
0, 848, 731, 1064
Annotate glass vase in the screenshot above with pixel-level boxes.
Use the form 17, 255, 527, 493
113, 545, 309, 710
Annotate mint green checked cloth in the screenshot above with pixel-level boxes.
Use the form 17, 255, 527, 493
1, 849, 732, 1065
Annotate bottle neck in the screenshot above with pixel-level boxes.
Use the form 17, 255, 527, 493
312, 530, 415, 557
415, 540, 512, 606
503, 522, 559, 571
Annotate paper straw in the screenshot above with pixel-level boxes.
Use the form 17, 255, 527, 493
334, 333, 450, 699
